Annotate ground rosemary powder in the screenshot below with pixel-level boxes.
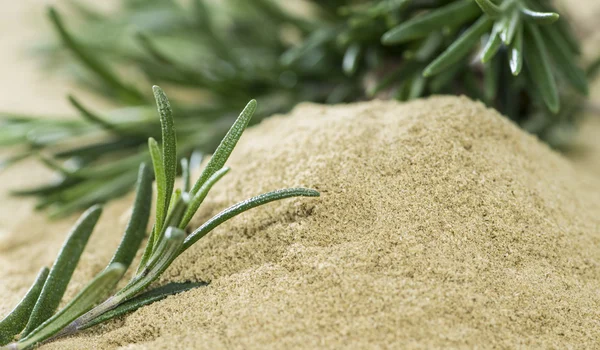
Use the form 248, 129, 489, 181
2, 96, 595, 349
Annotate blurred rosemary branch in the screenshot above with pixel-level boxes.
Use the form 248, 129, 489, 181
0, 0, 595, 216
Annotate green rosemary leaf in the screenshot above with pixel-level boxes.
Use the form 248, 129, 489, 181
191, 0, 211, 30
47, 7, 145, 104
540, 25, 588, 95
108, 164, 153, 269
73, 153, 149, 180
281, 28, 337, 66
524, 24, 559, 114
553, 17, 581, 55
47, 172, 137, 219
499, 9, 520, 45
343, 44, 361, 76
17, 263, 125, 350
122, 228, 186, 298
588, 56, 600, 80
423, 16, 493, 77
0, 268, 49, 346
163, 191, 190, 233
11, 178, 78, 197
68, 95, 121, 135
408, 75, 426, 100
189, 150, 204, 172
520, 8, 559, 25
167, 189, 182, 217
429, 63, 465, 93
181, 158, 190, 193
413, 32, 443, 62
53, 138, 141, 159
182, 188, 320, 252
22, 205, 103, 336
64, 0, 104, 21
0, 153, 30, 173
381, 0, 480, 45
148, 137, 167, 236
79, 282, 205, 331
481, 26, 502, 63
253, 0, 310, 32
136, 33, 173, 65
136, 224, 156, 276
394, 79, 410, 102
484, 60, 499, 103
38, 155, 75, 178
152, 86, 177, 215
474, 0, 502, 18
180, 167, 230, 230
509, 24, 524, 76
190, 100, 256, 195
368, 61, 421, 97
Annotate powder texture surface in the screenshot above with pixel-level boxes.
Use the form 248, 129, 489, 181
2, 96, 600, 349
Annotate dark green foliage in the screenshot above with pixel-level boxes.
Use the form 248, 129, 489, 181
0, 0, 592, 213
108, 163, 153, 269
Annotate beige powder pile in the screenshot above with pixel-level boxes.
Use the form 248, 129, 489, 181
2, 96, 600, 349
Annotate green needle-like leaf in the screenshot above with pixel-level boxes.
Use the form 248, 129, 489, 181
152, 86, 177, 215
22, 205, 103, 336
499, 9, 520, 45
474, 0, 502, 18
190, 100, 256, 194
381, 0, 480, 44
541, 25, 589, 95
182, 188, 320, 252
481, 26, 503, 63
47, 172, 137, 220
521, 8, 559, 25
408, 75, 426, 100
588, 56, 600, 79
122, 228, 186, 299
413, 32, 443, 61
509, 25, 524, 76
68, 95, 121, 135
553, 17, 581, 54
163, 191, 190, 233
180, 167, 230, 230
17, 264, 125, 350
79, 282, 206, 331
0, 268, 49, 346
47, 7, 144, 104
424, 17, 493, 77
181, 158, 190, 193
484, 60, 499, 103
38, 155, 74, 178
0, 153, 30, 173
343, 44, 361, 76
524, 24, 560, 113
148, 137, 166, 238
108, 164, 153, 269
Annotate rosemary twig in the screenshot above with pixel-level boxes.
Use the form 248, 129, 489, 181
0, 86, 319, 350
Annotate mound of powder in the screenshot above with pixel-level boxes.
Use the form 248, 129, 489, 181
4, 96, 600, 349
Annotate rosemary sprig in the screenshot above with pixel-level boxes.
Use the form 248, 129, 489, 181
0, 86, 319, 350
0, 0, 593, 213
